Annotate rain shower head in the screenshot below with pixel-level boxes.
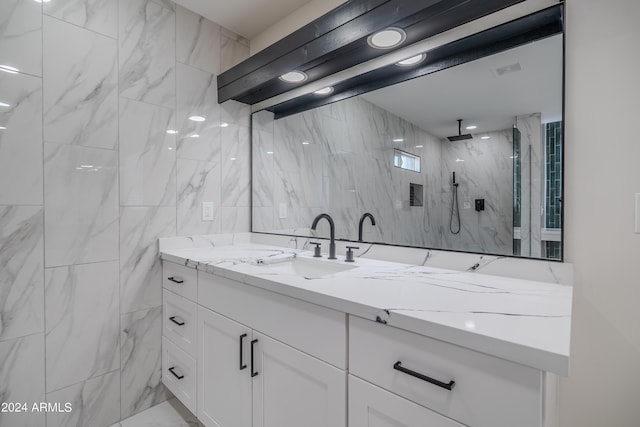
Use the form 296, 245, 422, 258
447, 119, 473, 142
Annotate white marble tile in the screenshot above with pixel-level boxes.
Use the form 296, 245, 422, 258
0, 0, 42, 77
120, 398, 199, 427
45, 261, 120, 392
176, 63, 221, 162
220, 100, 250, 128
0, 334, 46, 427
252, 128, 274, 208
0, 337, 45, 427
0, 206, 44, 342
44, 143, 118, 267
121, 306, 170, 419
43, 16, 118, 150
44, 0, 118, 38
177, 158, 221, 235
176, 5, 220, 75
119, 98, 176, 206
221, 124, 250, 207
46, 370, 120, 427
221, 207, 250, 233
0, 70, 43, 205
119, 0, 175, 108
149, 0, 175, 10
120, 207, 176, 314
220, 32, 250, 73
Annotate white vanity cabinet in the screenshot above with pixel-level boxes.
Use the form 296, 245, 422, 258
161, 258, 557, 427
197, 271, 347, 427
197, 306, 252, 427
349, 375, 464, 427
162, 260, 347, 427
349, 315, 545, 427
197, 306, 346, 427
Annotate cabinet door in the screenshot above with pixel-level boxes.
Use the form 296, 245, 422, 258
197, 306, 252, 427
252, 332, 346, 427
349, 375, 464, 427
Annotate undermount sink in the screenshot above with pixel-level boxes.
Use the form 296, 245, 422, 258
258, 256, 358, 278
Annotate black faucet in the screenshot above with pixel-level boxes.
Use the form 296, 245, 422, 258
311, 213, 337, 259
358, 213, 376, 242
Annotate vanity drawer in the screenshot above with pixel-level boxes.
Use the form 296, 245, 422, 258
163, 289, 197, 357
198, 271, 347, 369
162, 261, 197, 302
349, 316, 543, 427
162, 337, 197, 414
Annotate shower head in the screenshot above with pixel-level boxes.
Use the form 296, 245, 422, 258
447, 119, 473, 142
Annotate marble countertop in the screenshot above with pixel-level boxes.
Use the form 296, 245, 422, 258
160, 240, 572, 376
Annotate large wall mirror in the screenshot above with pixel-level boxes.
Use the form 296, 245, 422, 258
251, 15, 563, 260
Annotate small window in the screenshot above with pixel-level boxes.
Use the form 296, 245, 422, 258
393, 149, 421, 173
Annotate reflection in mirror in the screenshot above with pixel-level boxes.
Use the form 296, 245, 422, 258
252, 33, 563, 260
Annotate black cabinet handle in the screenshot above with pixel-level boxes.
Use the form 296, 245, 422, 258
239, 334, 247, 370
393, 361, 455, 391
168, 366, 184, 380
168, 276, 184, 284
169, 316, 185, 326
251, 339, 259, 377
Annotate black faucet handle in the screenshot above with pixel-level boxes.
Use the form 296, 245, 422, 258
345, 246, 360, 263
310, 241, 322, 258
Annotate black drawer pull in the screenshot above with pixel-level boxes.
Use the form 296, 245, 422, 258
168, 366, 184, 380
169, 316, 185, 326
393, 361, 455, 391
251, 339, 259, 377
168, 276, 184, 284
239, 334, 247, 370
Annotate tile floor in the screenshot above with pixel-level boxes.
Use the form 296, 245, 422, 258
112, 398, 200, 427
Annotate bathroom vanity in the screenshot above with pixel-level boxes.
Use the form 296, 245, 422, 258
158, 234, 571, 427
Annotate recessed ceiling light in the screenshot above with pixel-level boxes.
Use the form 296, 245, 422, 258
0, 126, 6, 130
168, 147, 173, 150
392, 138, 404, 142
188, 115, 205, 122
0, 65, 19, 74
33, 0, 51, 3
279, 71, 307, 83
230, 157, 237, 161
415, 145, 423, 148
266, 151, 274, 154
220, 122, 229, 128
367, 28, 406, 49
466, 125, 477, 130
189, 134, 200, 138
166, 129, 178, 134
80, 165, 94, 168
302, 141, 310, 145
481, 136, 491, 140
313, 87, 333, 95
395, 53, 426, 66
455, 158, 465, 162
0, 102, 10, 108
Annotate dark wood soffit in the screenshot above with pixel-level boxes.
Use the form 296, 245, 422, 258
269, 4, 563, 119
217, 0, 527, 104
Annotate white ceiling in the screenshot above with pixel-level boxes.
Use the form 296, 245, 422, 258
361, 34, 563, 138
173, 0, 314, 39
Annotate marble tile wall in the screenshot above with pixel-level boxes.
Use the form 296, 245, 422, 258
253, 97, 444, 248
253, 98, 537, 256
0, 1, 250, 426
